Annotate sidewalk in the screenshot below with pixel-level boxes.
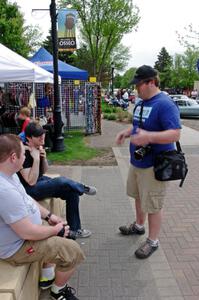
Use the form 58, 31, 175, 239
41, 122, 199, 300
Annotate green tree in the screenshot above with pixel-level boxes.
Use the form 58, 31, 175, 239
181, 48, 199, 89
170, 54, 184, 89
0, 0, 43, 57
24, 24, 43, 55
170, 49, 199, 90
114, 74, 122, 88
120, 67, 137, 88
0, 0, 29, 56
154, 47, 173, 89
59, 0, 140, 81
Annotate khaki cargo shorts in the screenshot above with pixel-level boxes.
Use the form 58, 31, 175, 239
127, 164, 167, 213
5, 236, 85, 272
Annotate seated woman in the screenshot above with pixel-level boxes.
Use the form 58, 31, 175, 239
18, 107, 31, 142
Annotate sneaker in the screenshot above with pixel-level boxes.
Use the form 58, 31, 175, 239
84, 185, 97, 195
39, 277, 55, 290
50, 285, 79, 300
75, 229, 92, 238
67, 230, 76, 240
119, 222, 145, 235
135, 239, 158, 259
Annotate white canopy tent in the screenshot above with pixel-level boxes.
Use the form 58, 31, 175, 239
0, 43, 60, 83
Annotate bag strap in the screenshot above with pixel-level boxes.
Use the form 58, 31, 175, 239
133, 101, 144, 129
176, 141, 188, 187
179, 167, 188, 187
176, 141, 182, 152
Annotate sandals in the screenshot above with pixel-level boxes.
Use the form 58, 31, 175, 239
135, 238, 158, 259
119, 222, 145, 235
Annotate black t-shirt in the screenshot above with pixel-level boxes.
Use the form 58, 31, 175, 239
17, 150, 44, 188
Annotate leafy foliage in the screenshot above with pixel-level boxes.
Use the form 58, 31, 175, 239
24, 24, 43, 55
120, 67, 137, 88
171, 48, 199, 89
0, 0, 28, 56
154, 47, 173, 89
176, 24, 199, 51
0, 0, 43, 57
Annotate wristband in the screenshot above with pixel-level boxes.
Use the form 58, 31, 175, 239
44, 212, 52, 222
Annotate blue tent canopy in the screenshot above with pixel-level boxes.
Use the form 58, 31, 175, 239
30, 47, 88, 80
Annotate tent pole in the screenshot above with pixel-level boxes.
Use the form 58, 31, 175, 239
32, 83, 36, 119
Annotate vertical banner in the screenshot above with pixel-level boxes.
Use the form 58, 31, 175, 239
58, 9, 77, 51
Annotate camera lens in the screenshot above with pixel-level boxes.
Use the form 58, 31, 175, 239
134, 145, 151, 161
134, 147, 146, 160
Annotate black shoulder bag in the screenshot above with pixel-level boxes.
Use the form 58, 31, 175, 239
154, 141, 188, 187
134, 102, 188, 187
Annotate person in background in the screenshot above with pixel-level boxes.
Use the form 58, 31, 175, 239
18, 107, 31, 142
116, 65, 181, 259
18, 107, 31, 132
122, 89, 129, 102
0, 134, 84, 300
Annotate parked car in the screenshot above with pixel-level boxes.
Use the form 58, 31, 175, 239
173, 98, 199, 118
169, 94, 189, 101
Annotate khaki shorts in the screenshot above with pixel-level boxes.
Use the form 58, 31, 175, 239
127, 164, 167, 213
5, 236, 85, 272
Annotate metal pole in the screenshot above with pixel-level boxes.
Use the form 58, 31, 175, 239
50, 0, 65, 151
111, 64, 114, 96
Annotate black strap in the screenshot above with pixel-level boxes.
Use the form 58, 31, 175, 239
179, 167, 188, 187
176, 141, 182, 152
133, 101, 144, 129
138, 102, 144, 128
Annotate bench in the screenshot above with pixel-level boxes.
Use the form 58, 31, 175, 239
0, 174, 65, 300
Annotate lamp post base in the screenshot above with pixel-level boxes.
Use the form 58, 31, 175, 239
52, 135, 65, 152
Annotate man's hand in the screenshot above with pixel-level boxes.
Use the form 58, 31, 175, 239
39, 146, 47, 159
28, 146, 40, 161
48, 214, 64, 226
54, 222, 70, 237
130, 128, 151, 146
115, 131, 126, 145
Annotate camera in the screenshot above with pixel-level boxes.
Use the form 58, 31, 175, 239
134, 145, 151, 161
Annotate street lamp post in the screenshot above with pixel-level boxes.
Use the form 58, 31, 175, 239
111, 62, 114, 96
50, 0, 65, 151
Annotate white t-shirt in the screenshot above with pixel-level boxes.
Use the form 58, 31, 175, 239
123, 91, 129, 100
0, 172, 41, 258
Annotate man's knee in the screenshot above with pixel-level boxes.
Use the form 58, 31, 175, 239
53, 238, 85, 271
45, 237, 85, 271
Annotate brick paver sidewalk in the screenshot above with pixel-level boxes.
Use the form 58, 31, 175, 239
40, 121, 199, 299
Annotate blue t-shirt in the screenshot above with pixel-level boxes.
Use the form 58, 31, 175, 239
130, 92, 181, 168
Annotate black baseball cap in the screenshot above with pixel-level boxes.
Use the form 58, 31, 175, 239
130, 65, 158, 85
25, 122, 46, 138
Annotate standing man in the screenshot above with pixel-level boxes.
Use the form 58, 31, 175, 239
0, 134, 84, 300
18, 121, 97, 239
116, 65, 181, 259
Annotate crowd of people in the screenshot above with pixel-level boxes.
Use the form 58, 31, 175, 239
0, 65, 182, 299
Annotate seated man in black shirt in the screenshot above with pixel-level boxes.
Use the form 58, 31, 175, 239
18, 121, 97, 239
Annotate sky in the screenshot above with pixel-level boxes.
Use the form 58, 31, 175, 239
10, 0, 199, 69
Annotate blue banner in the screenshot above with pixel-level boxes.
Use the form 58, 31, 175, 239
58, 9, 77, 51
